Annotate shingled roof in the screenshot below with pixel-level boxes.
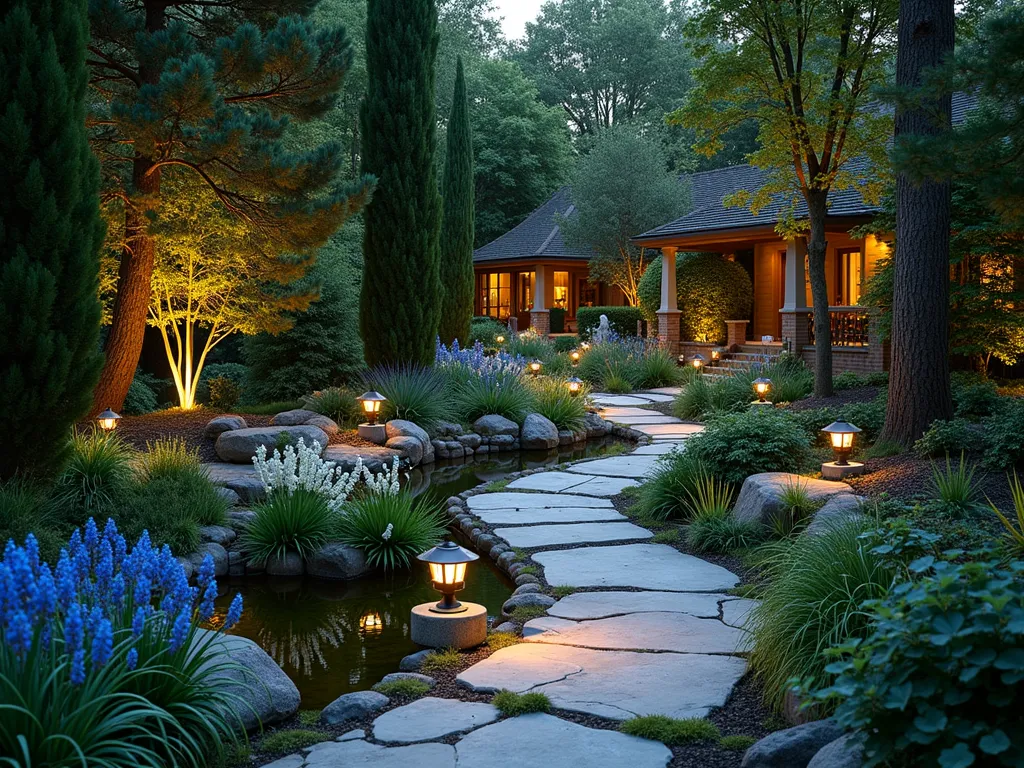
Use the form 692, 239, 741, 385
473, 187, 596, 264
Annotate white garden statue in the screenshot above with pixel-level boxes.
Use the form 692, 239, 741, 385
592, 314, 612, 343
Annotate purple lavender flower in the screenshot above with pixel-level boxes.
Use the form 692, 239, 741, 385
225, 593, 243, 630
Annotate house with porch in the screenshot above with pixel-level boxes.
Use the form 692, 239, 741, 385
472, 187, 630, 335
632, 163, 890, 374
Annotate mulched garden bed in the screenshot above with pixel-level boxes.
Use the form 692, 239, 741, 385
786, 385, 881, 412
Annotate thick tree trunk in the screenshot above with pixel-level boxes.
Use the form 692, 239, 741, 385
880, 0, 955, 447
91, 161, 160, 413
91, 0, 164, 414
806, 189, 833, 397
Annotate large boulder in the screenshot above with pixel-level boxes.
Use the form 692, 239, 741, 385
806, 494, 867, 536
320, 690, 389, 726
386, 420, 434, 465
205, 416, 249, 440
473, 414, 519, 437
584, 412, 611, 438
741, 720, 844, 768
304, 414, 339, 436
271, 408, 319, 426
306, 543, 369, 580
265, 551, 305, 577
386, 435, 423, 466
199, 525, 236, 547
519, 413, 559, 450
187, 543, 228, 577
194, 630, 300, 731
215, 426, 329, 464
732, 473, 853, 526
807, 735, 864, 768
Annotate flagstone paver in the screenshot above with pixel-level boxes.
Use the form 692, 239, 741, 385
534, 543, 740, 591
632, 423, 706, 438
304, 740, 454, 767
589, 394, 659, 407
522, 612, 750, 654
471, 506, 628, 525
606, 415, 686, 425
722, 597, 759, 629
598, 406, 667, 418
371, 697, 499, 743
455, 714, 672, 768
494, 521, 653, 548
643, 386, 683, 396
564, 455, 660, 478
631, 442, 684, 455
505, 472, 593, 492
559, 475, 639, 496
466, 492, 613, 510
547, 590, 727, 620
457, 643, 747, 720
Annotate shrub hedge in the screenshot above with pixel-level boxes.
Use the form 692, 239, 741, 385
576, 306, 643, 340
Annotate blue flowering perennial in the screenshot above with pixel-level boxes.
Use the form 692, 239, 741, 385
435, 337, 526, 378
0, 518, 247, 767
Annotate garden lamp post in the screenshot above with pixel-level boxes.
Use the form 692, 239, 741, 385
495, 334, 505, 345
711, 348, 723, 362
96, 408, 120, 432
358, 391, 387, 425
820, 420, 865, 480
570, 349, 581, 366
356, 391, 388, 445
753, 378, 772, 403
529, 359, 542, 376
566, 377, 583, 396
690, 353, 706, 372
580, 341, 591, 351
417, 539, 479, 613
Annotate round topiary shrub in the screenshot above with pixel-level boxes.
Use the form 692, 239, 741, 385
637, 253, 753, 343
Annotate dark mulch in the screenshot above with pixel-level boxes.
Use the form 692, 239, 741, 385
786, 385, 881, 412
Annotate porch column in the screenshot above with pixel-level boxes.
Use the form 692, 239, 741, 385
530, 265, 550, 336
780, 238, 812, 355
657, 247, 682, 355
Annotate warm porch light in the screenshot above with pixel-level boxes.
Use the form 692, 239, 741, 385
690, 353, 706, 371
711, 348, 723, 361
495, 334, 505, 345
566, 376, 583, 396
570, 349, 581, 366
96, 408, 120, 432
357, 391, 387, 425
360, 612, 383, 632
753, 378, 772, 403
529, 359, 542, 376
417, 539, 479, 613
822, 420, 862, 466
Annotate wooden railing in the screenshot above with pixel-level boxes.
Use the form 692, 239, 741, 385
807, 308, 870, 347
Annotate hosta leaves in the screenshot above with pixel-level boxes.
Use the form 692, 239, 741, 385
939, 743, 976, 768
979, 730, 1011, 755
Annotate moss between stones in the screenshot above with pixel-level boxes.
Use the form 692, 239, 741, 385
297, 709, 321, 727
492, 690, 552, 716
720, 735, 758, 751
419, 647, 463, 672
373, 679, 431, 698
258, 729, 329, 754
486, 631, 519, 650
508, 604, 549, 623
619, 715, 721, 745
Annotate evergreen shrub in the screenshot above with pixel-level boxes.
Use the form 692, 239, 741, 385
576, 306, 643, 340
685, 409, 811, 485
337, 492, 446, 570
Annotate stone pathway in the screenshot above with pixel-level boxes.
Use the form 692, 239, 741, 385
272, 391, 755, 767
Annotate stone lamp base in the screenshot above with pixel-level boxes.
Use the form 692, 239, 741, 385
411, 602, 487, 649
357, 423, 387, 445
750, 401, 773, 410
821, 461, 865, 481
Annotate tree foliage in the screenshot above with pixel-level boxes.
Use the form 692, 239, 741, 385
560, 127, 688, 306
439, 57, 475, 344
0, 0, 104, 479
244, 221, 365, 403
517, 0, 693, 137
88, 0, 372, 410
360, 0, 442, 366
128, 177, 317, 409
677, 0, 898, 396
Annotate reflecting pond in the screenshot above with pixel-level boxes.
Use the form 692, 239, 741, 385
214, 436, 631, 708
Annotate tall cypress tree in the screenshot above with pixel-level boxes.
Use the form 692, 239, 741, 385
0, 0, 104, 479
438, 56, 476, 345
360, 0, 442, 366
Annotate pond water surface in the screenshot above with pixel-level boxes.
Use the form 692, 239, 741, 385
215, 437, 630, 709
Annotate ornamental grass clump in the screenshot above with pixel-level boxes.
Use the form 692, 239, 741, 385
55, 430, 135, 517
930, 452, 981, 515
633, 449, 705, 522
302, 386, 363, 427
336, 492, 446, 569
806, 553, 1024, 768
242, 488, 336, 565
990, 471, 1024, 557
452, 370, 535, 424
0, 519, 245, 767
528, 377, 587, 431
491, 690, 551, 716
748, 517, 910, 712
363, 363, 453, 429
